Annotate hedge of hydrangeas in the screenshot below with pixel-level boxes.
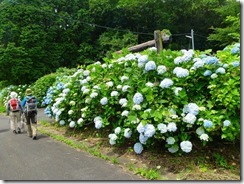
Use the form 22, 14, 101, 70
41, 43, 240, 155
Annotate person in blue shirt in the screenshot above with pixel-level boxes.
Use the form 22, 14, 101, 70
21, 88, 38, 140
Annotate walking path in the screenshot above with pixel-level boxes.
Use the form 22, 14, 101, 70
0, 109, 144, 180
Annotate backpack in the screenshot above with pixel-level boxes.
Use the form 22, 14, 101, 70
26, 96, 37, 114
10, 98, 19, 112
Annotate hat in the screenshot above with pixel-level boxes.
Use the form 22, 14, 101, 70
25, 88, 32, 95
10, 91, 17, 98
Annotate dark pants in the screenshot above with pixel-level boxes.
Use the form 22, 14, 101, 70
24, 112, 37, 137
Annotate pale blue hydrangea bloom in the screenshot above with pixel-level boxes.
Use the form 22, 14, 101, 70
108, 133, 117, 144
137, 123, 145, 133
223, 64, 229, 68
210, 73, 218, 79
114, 127, 121, 134
145, 61, 156, 71
157, 65, 167, 74
167, 122, 177, 132
124, 53, 137, 61
183, 113, 197, 124
69, 121, 76, 128
223, 120, 231, 127
94, 116, 102, 123
62, 88, 70, 94
133, 92, 144, 104
133, 142, 143, 154
121, 110, 129, 117
203, 120, 213, 128
160, 78, 174, 89
166, 137, 175, 145
146, 82, 154, 87
124, 128, 132, 138
139, 133, 149, 144
111, 91, 119, 97
180, 141, 192, 153
95, 120, 102, 129
174, 57, 184, 65
157, 123, 167, 133
203, 56, 219, 65
203, 70, 212, 76
173, 67, 189, 78
231, 61, 240, 67
215, 67, 226, 74
121, 76, 129, 82
119, 98, 128, 106
168, 145, 179, 153
109, 139, 116, 145
174, 87, 182, 96
122, 85, 130, 92
137, 55, 148, 68
100, 97, 108, 105
144, 124, 156, 137
196, 127, 205, 135
83, 70, 90, 76
200, 133, 209, 141
231, 46, 240, 55
59, 120, 65, 126
187, 103, 199, 115
148, 47, 157, 52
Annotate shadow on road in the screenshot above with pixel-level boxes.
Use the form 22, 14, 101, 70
0, 129, 9, 133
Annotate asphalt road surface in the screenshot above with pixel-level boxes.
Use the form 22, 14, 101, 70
0, 110, 144, 181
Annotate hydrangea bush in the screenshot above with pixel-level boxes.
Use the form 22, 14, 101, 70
42, 43, 240, 155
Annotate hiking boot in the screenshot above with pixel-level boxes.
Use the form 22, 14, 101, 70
13, 130, 17, 134
17, 128, 21, 134
32, 136, 37, 140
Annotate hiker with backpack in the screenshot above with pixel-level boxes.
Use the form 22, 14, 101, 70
21, 88, 38, 140
6, 91, 23, 134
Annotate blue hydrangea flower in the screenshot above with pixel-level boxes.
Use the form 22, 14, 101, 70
144, 124, 156, 137
145, 61, 156, 71
223, 120, 231, 127
203, 120, 213, 128
133, 92, 144, 104
95, 120, 102, 129
231, 61, 240, 67
203, 56, 219, 65
59, 120, 65, 126
133, 142, 143, 154
180, 141, 192, 153
139, 133, 149, 144
203, 70, 212, 76
100, 97, 108, 105
173, 67, 189, 78
193, 58, 205, 69
231, 47, 240, 55
223, 64, 229, 68
138, 55, 148, 68
137, 123, 145, 133
215, 67, 226, 74
160, 78, 174, 89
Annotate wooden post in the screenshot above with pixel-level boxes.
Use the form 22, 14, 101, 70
154, 30, 163, 54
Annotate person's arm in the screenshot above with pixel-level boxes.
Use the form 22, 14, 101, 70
6, 101, 10, 115
21, 97, 26, 108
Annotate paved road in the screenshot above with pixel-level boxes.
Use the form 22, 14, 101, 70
0, 110, 144, 180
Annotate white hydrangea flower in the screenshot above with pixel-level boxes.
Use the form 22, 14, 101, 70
211, 73, 218, 79
168, 145, 179, 153
173, 67, 189, 78
132, 104, 141, 110
77, 118, 83, 124
146, 82, 154, 87
114, 127, 121, 134
119, 98, 128, 106
111, 91, 119, 97
145, 61, 156, 71
90, 92, 98, 98
160, 78, 174, 89
166, 137, 175, 145
85, 98, 91, 103
68, 110, 74, 115
174, 87, 182, 96
69, 121, 76, 128
106, 81, 113, 87
133, 92, 144, 104
183, 113, 197, 124
200, 133, 209, 141
196, 127, 205, 135
157, 65, 167, 74
167, 122, 177, 132
83, 88, 90, 94
59, 120, 65, 126
121, 110, 129, 117
117, 85, 123, 89
157, 123, 167, 134
83, 70, 90, 76
180, 141, 192, 153
94, 116, 102, 123
144, 124, 156, 137
108, 133, 118, 141
137, 123, 145, 133
95, 120, 102, 129
124, 128, 132, 138
122, 85, 130, 92
121, 76, 129, 82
